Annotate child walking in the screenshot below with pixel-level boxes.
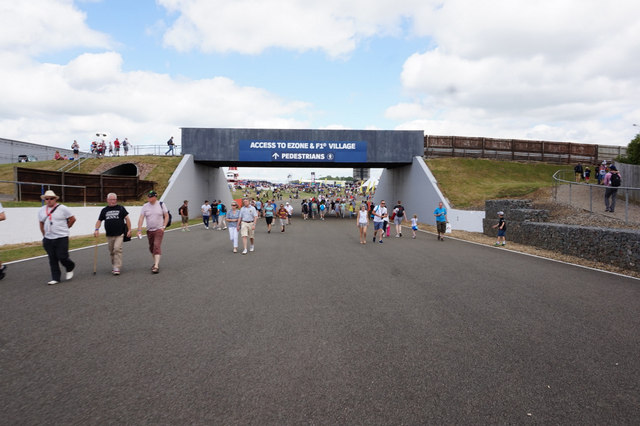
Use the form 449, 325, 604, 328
410, 214, 418, 239
492, 211, 507, 246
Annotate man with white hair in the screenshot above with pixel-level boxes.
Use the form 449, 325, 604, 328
38, 190, 76, 285
94, 193, 132, 275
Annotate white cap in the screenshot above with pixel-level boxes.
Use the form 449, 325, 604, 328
497, 211, 504, 215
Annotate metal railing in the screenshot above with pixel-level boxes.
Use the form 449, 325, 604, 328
88, 144, 182, 157
57, 157, 89, 172
0, 180, 87, 206
552, 169, 639, 223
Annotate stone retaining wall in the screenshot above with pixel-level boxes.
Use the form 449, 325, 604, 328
483, 199, 639, 271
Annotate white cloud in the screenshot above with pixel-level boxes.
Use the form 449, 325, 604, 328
159, 0, 429, 58
389, 0, 640, 145
0, 50, 311, 148
0, 0, 111, 54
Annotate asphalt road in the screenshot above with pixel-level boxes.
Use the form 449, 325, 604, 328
1, 214, 639, 424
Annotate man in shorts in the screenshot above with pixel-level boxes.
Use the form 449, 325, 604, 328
239, 198, 258, 254
178, 200, 189, 231
372, 200, 388, 244
137, 190, 169, 273
433, 201, 448, 241
392, 200, 406, 237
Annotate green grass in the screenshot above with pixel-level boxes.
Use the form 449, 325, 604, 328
426, 158, 570, 209
0, 155, 182, 205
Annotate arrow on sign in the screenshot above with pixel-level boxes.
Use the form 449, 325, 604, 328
272, 153, 280, 159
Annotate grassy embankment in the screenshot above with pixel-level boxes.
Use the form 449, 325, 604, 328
426, 158, 569, 209
1, 158, 569, 262
0, 155, 182, 206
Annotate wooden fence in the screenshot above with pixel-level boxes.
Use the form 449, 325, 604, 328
15, 167, 155, 202
424, 135, 624, 164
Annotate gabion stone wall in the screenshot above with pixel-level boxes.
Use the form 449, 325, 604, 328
483, 199, 639, 271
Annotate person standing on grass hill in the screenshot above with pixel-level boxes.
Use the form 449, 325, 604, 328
137, 190, 169, 274
492, 211, 507, 247
574, 162, 583, 182
604, 165, 622, 213
356, 203, 369, 244
178, 200, 189, 231
38, 190, 76, 285
433, 201, 448, 241
0, 202, 6, 280
372, 200, 388, 244
94, 193, 132, 276
393, 200, 406, 237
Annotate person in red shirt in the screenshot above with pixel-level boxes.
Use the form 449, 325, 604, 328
114, 138, 121, 156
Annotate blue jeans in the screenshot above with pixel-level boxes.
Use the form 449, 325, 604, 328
165, 145, 175, 155
202, 215, 210, 227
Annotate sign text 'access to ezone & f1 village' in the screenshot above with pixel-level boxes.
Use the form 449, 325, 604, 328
238, 140, 367, 163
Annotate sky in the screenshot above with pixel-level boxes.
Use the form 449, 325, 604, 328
1, 0, 640, 182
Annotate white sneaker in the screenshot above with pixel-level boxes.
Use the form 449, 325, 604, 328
66, 270, 74, 280
242, 249, 248, 255
249, 246, 254, 252
47, 280, 60, 285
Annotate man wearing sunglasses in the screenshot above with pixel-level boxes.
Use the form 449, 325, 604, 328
38, 190, 76, 285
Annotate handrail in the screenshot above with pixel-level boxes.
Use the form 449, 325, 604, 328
552, 169, 638, 223
57, 157, 88, 172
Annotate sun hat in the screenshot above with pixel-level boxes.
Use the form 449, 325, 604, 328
41, 190, 59, 200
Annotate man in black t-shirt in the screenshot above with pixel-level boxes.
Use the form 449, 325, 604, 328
94, 193, 132, 275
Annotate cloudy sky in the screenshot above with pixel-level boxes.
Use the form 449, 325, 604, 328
1, 0, 639, 181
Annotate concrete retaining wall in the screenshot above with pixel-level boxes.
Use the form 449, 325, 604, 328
483, 199, 639, 271
160, 154, 233, 219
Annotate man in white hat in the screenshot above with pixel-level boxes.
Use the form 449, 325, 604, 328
38, 190, 76, 285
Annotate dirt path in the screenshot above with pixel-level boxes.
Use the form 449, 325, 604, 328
553, 183, 640, 226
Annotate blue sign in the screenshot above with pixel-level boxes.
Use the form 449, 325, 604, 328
239, 140, 367, 163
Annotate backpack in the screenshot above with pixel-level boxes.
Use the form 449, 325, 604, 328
610, 172, 621, 187
160, 202, 172, 227
396, 206, 405, 217
219, 203, 226, 213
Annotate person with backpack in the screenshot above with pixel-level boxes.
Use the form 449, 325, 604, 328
604, 165, 622, 213
217, 200, 227, 230
392, 200, 406, 237
178, 200, 190, 232
165, 136, 175, 156
574, 163, 583, 182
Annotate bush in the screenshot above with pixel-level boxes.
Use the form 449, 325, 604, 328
618, 133, 640, 165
